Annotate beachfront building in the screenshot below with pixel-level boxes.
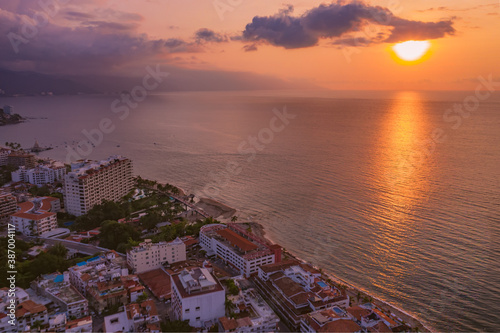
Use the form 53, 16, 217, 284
0, 193, 16, 225
127, 238, 186, 274
7, 151, 36, 169
64, 155, 133, 216
199, 223, 282, 278
31, 272, 89, 320
254, 260, 349, 331
10, 197, 60, 236
171, 267, 225, 328
12, 163, 66, 186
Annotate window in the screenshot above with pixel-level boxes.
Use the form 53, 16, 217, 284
196, 317, 200, 320
195, 306, 200, 311
185, 309, 190, 313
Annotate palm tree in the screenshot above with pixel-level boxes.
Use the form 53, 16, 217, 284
231, 216, 238, 222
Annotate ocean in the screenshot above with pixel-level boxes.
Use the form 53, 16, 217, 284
1, 90, 499, 331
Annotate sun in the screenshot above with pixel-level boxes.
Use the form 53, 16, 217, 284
392, 40, 431, 62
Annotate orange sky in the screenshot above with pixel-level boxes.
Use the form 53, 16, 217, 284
97, 0, 499, 91
2, 0, 499, 91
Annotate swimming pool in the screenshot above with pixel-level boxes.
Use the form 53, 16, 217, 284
317, 281, 328, 288
332, 307, 344, 315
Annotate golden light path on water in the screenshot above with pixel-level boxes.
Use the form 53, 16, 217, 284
368, 91, 433, 301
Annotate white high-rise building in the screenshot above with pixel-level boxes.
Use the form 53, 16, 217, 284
127, 238, 186, 273
63, 156, 133, 216
12, 163, 66, 186
171, 267, 225, 328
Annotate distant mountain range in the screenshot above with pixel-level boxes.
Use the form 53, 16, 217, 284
0, 69, 97, 96
0, 67, 316, 96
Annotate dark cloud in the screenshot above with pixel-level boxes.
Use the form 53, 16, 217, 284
63, 11, 95, 21
241, 2, 456, 49
194, 28, 228, 43
165, 38, 187, 48
243, 44, 258, 52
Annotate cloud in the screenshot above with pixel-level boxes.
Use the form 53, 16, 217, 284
194, 28, 228, 43
241, 2, 456, 49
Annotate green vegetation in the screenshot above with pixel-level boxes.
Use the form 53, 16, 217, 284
28, 185, 51, 197
136, 292, 149, 303
161, 320, 193, 332
0, 238, 97, 289
150, 218, 219, 243
0, 165, 17, 186
99, 220, 140, 252
223, 279, 240, 296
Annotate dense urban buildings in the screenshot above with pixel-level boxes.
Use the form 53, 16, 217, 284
63, 155, 133, 216
31, 272, 89, 320
200, 223, 282, 277
127, 238, 186, 274
171, 267, 225, 328
255, 260, 349, 331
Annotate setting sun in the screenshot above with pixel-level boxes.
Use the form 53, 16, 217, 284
392, 40, 431, 62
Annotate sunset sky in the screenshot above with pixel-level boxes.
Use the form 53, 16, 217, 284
1, 0, 499, 91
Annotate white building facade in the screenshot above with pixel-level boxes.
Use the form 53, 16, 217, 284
12, 164, 66, 186
127, 238, 186, 273
10, 198, 59, 236
199, 224, 279, 277
171, 268, 225, 328
64, 156, 133, 216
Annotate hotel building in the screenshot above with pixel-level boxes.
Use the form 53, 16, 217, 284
199, 223, 282, 277
127, 238, 186, 274
64, 156, 133, 216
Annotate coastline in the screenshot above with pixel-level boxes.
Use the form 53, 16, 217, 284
189, 195, 433, 332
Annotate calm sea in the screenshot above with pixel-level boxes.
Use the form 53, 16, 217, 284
1, 91, 499, 331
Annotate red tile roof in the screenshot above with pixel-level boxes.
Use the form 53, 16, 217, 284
216, 228, 258, 252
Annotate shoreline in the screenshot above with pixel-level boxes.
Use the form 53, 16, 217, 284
189, 196, 433, 332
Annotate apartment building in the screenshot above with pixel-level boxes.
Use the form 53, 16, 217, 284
31, 272, 89, 320
0, 147, 10, 166
64, 155, 133, 216
10, 197, 59, 236
127, 238, 186, 274
171, 267, 225, 328
15, 300, 49, 331
200, 223, 282, 277
12, 163, 66, 186
0, 193, 16, 225
7, 151, 36, 169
